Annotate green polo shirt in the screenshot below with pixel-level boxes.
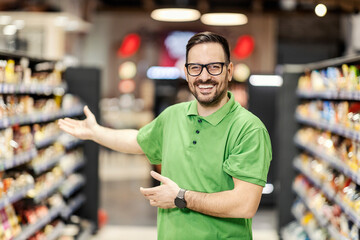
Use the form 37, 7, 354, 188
137, 91, 272, 240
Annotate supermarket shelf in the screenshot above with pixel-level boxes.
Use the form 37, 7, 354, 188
292, 187, 328, 227
302, 55, 360, 71
294, 136, 360, 185
47, 221, 65, 240
61, 175, 86, 199
295, 113, 360, 142
294, 159, 360, 228
0, 183, 34, 210
31, 153, 64, 175
327, 225, 349, 240
59, 134, 84, 150
0, 83, 67, 95
293, 187, 349, 240
293, 158, 336, 199
0, 50, 60, 63
291, 207, 317, 240
0, 148, 37, 171
14, 205, 64, 240
296, 89, 360, 101
33, 176, 66, 203
35, 132, 62, 149
0, 105, 84, 129
62, 194, 86, 219
62, 157, 86, 176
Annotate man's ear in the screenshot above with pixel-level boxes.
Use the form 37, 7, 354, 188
227, 62, 234, 82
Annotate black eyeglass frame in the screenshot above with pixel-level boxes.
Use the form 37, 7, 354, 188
185, 62, 228, 77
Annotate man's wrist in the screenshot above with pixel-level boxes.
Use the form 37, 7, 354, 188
91, 124, 101, 142
174, 188, 187, 209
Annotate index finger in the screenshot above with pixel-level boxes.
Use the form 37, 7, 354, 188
140, 186, 161, 195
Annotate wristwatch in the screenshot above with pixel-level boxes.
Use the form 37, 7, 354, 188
174, 188, 187, 209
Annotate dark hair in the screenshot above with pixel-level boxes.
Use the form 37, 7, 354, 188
186, 32, 230, 63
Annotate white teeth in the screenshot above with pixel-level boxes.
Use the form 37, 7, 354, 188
198, 84, 214, 89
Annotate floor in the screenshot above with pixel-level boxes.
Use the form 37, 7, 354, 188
91, 149, 280, 240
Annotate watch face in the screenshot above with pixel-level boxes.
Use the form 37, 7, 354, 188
175, 197, 186, 209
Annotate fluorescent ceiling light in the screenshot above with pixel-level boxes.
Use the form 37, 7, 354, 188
201, 13, 248, 26
151, 8, 200, 22
147, 66, 181, 79
249, 75, 283, 87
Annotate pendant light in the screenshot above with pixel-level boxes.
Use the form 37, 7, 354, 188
151, 8, 201, 22
200, 13, 248, 26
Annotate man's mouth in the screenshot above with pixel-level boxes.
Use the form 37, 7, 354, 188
198, 84, 214, 89
196, 84, 216, 94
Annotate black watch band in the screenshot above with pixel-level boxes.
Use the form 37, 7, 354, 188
174, 188, 187, 209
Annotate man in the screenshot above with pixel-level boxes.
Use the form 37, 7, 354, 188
58, 31, 272, 239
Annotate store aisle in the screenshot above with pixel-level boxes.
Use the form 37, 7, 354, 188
93, 149, 279, 240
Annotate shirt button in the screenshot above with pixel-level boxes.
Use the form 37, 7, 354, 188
198, 119, 202, 123
196, 130, 200, 134
193, 140, 197, 145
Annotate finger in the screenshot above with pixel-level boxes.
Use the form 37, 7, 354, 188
62, 118, 81, 125
58, 123, 76, 135
140, 186, 160, 195
84, 105, 94, 119
149, 200, 157, 207
142, 194, 157, 201
150, 171, 168, 183
59, 119, 77, 128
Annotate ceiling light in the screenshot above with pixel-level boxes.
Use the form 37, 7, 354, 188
201, 13, 248, 26
147, 66, 181, 79
249, 75, 283, 87
151, 8, 201, 22
3, 25, 17, 36
315, 4, 327, 17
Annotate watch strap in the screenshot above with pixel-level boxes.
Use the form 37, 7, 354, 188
177, 188, 187, 199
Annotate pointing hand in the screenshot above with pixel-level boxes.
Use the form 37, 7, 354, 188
58, 105, 98, 140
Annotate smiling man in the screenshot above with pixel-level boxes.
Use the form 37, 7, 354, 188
58, 32, 272, 240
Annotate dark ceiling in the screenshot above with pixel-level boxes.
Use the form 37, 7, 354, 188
0, 0, 359, 16
97, 0, 360, 14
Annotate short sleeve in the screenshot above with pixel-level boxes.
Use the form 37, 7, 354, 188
137, 113, 166, 165
223, 128, 272, 187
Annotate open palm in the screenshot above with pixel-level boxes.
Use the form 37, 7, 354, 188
58, 105, 98, 140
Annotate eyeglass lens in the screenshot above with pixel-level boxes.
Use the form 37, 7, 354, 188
187, 63, 224, 76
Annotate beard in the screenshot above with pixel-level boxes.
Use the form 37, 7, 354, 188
189, 72, 229, 107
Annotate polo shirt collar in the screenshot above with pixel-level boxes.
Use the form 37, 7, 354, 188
187, 91, 237, 126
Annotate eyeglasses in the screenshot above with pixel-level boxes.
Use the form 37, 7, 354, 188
185, 62, 227, 77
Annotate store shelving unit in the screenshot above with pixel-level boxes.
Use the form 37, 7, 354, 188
0, 51, 96, 239
290, 55, 360, 239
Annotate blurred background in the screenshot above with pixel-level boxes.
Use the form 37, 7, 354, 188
0, 0, 359, 239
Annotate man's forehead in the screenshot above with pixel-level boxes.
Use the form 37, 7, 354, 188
188, 43, 225, 60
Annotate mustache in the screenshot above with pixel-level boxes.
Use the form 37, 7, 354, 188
193, 79, 217, 85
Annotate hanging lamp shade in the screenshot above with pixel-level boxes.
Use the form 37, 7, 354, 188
151, 8, 201, 22
200, 13, 247, 26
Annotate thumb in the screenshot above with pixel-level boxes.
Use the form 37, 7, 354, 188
84, 105, 95, 119
150, 171, 168, 183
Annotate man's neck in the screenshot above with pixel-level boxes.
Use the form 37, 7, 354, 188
197, 95, 229, 117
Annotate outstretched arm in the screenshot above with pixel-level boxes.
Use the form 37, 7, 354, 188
58, 106, 143, 154
140, 171, 263, 219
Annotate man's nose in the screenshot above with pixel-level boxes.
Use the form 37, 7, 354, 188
199, 66, 211, 78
